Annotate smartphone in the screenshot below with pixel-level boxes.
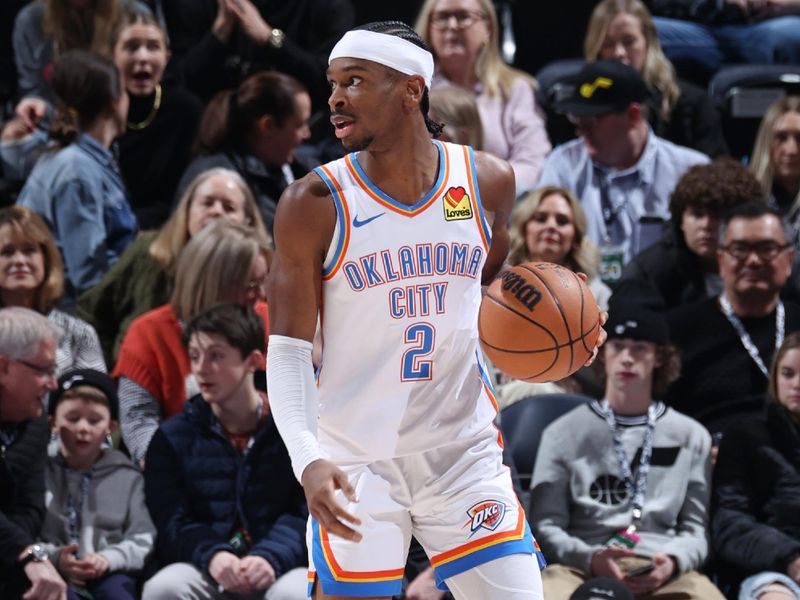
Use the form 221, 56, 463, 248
615, 554, 655, 577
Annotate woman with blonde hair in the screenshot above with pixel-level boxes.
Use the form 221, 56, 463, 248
415, 0, 551, 193
584, 0, 728, 158
750, 96, 800, 237
114, 220, 272, 464
77, 167, 267, 365
509, 186, 610, 309
0, 206, 105, 375
429, 85, 484, 149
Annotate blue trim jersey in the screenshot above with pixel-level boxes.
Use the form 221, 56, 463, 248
313, 140, 500, 462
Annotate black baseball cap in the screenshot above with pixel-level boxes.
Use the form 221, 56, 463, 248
605, 281, 669, 345
49, 369, 119, 421
557, 60, 650, 117
570, 577, 634, 600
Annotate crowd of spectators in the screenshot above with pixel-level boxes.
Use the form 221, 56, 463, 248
1, 0, 800, 599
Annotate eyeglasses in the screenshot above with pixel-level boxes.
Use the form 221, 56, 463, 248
15, 358, 57, 379
430, 10, 486, 30
719, 241, 792, 261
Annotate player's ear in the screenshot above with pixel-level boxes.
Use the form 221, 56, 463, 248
403, 75, 425, 112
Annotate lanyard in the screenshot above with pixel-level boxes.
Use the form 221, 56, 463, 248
597, 400, 658, 530
65, 471, 92, 547
719, 294, 784, 377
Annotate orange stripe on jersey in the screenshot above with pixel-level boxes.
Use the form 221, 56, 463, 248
318, 165, 351, 280
319, 525, 406, 582
463, 146, 490, 252
430, 505, 526, 568
344, 146, 450, 217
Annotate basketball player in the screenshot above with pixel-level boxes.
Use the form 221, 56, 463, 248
266, 21, 603, 600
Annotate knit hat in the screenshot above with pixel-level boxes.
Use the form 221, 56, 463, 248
49, 369, 119, 421
557, 60, 650, 116
606, 281, 669, 345
570, 577, 634, 600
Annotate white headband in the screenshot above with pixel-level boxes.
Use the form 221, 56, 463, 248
329, 30, 434, 88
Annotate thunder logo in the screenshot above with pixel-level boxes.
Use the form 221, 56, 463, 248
463, 500, 506, 538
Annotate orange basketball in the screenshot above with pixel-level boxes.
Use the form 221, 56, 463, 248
479, 262, 600, 382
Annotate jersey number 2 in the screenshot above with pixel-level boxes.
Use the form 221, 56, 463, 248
401, 323, 435, 381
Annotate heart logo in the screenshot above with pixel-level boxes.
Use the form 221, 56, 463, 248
445, 186, 467, 208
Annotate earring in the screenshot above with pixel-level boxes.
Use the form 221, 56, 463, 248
50, 430, 60, 443
104, 433, 113, 448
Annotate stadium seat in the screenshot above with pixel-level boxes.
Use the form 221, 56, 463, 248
709, 64, 800, 160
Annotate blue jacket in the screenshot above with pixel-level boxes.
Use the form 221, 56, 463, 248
16, 133, 137, 298
143, 395, 307, 577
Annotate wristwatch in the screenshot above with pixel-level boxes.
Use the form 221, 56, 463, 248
19, 544, 48, 566
268, 28, 285, 49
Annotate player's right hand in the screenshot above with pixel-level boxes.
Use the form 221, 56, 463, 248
301, 459, 363, 542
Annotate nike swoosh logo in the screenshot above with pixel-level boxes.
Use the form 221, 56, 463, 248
352, 212, 385, 228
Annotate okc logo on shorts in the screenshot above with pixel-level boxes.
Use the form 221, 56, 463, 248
443, 186, 473, 221
463, 500, 506, 538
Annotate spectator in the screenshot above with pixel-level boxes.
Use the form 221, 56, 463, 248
585, 0, 728, 158
41, 368, 155, 600
162, 0, 354, 109
429, 85, 484, 149
112, 9, 203, 229
114, 220, 271, 465
16, 50, 137, 302
620, 159, 764, 309
0, 307, 64, 599
416, 0, 551, 194
666, 202, 800, 437
509, 186, 611, 308
712, 332, 800, 600
537, 60, 708, 272
530, 293, 724, 599
177, 71, 312, 234
76, 167, 266, 366
12, 0, 148, 102
750, 96, 800, 239
647, 0, 800, 80
0, 206, 106, 376
142, 303, 306, 600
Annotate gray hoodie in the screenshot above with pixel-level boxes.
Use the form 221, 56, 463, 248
40, 449, 155, 572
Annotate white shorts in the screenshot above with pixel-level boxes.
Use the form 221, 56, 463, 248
306, 428, 545, 597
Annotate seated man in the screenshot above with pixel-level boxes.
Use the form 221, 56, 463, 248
665, 202, 800, 437
537, 60, 708, 280
530, 293, 724, 599
142, 304, 307, 600
0, 307, 65, 599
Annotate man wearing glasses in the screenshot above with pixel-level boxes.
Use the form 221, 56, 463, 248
0, 306, 68, 600
536, 60, 708, 285
666, 202, 800, 440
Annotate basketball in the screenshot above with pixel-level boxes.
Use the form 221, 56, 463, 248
479, 262, 601, 382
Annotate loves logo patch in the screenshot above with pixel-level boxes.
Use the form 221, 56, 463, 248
463, 500, 506, 538
443, 186, 473, 221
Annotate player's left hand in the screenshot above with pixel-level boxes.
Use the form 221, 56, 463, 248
575, 272, 608, 367
623, 553, 676, 596
302, 459, 363, 542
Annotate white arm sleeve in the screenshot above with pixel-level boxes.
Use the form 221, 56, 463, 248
267, 334, 323, 482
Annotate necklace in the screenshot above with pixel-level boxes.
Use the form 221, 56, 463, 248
127, 84, 162, 131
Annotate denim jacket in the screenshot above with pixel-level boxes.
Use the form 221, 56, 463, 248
17, 133, 137, 298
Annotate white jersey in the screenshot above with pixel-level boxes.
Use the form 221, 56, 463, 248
314, 140, 500, 462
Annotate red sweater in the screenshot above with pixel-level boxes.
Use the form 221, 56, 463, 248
113, 302, 269, 418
